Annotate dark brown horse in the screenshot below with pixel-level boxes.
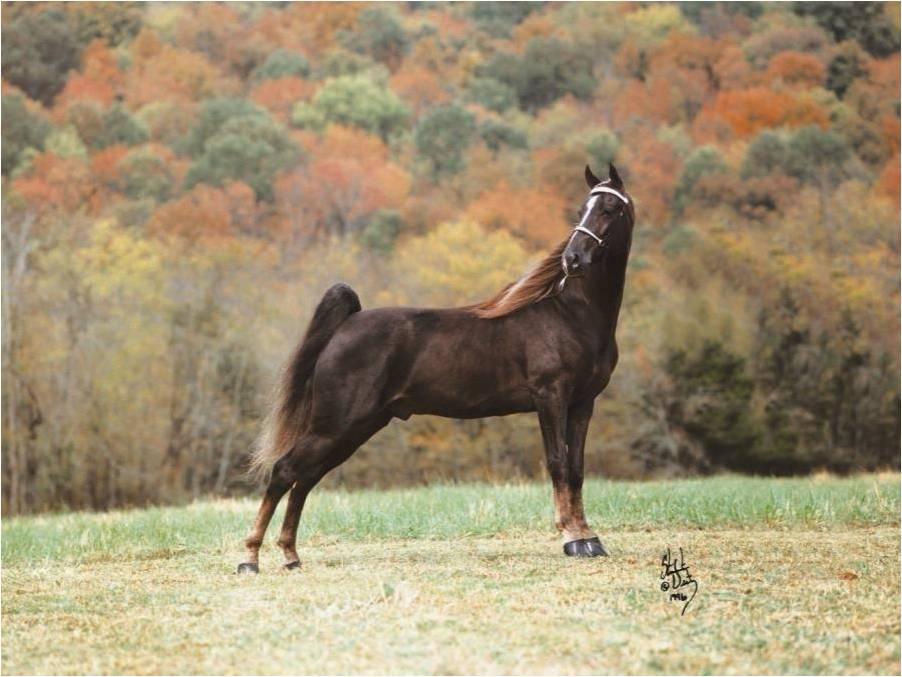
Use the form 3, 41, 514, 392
238, 163, 635, 573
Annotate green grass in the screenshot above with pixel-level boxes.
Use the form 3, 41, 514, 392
3, 474, 898, 566
2, 474, 900, 674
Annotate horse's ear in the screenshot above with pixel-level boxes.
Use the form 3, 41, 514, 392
585, 164, 600, 188
609, 163, 623, 188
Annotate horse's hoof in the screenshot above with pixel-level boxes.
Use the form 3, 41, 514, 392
563, 537, 609, 557
283, 560, 301, 571
584, 536, 609, 557
237, 562, 259, 574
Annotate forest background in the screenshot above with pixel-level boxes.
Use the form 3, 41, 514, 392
2, 1, 899, 514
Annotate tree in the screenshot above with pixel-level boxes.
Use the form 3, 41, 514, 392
673, 147, 728, 215
251, 77, 316, 125
389, 65, 449, 114
1, 94, 51, 176
414, 104, 476, 179
274, 125, 410, 245
465, 180, 568, 248
741, 131, 789, 178
1, 9, 82, 105
479, 38, 596, 112
396, 220, 529, 306
65, 2, 144, 47
54, 39, 125, 110
826, 43, 869, 99
662, 340, 761, 472
118, 145, 180, 203
185, 115, 300, 202
251, 50, 311, 81
148, 185, 237, 240
794, 2, 900, 58
125, 35, 226, 108
96, 104, 150, 150
11, 152, 96, 214
479, 120, 528, 155
180, 98, 266, 157
785, 125, 852, 184
292, 74, 409, 142
338, 7, 409, 72
693, 88, 829, 142
470, 2, 542, 38
466, 77, 516, 114
765, 51, 826, 89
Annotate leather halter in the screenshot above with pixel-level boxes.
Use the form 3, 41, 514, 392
568, 185, 630, 247
559, 184, 630, 289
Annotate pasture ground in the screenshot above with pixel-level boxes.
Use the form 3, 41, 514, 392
2, 475, 900, 675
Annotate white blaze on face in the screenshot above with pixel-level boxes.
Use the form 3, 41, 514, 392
577, 196, 599, 230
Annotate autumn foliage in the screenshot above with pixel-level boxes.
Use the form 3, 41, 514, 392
2, 2, 898, 513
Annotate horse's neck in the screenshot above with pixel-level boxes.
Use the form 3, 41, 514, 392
566, 247, 630, 339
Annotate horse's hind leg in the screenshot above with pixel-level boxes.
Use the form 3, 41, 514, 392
276, 483, 306, 569
271, 416, 391, 571
238, 456, 295, 573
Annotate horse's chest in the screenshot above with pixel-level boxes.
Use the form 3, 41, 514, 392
572, 341, 616, 399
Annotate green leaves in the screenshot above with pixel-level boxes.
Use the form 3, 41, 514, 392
186, 115, 300, 202
414, 104, 476, 179
478, 38, 597, 113
1, 94, 51, 176
251, 50, 311, 81
292, 74, 409, 142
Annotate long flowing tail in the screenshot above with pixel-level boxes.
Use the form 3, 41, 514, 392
249, 283, 361, 481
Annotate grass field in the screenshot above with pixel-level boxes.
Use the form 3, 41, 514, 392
2, 474, 900, 675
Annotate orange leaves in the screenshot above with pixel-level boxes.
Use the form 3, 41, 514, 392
693, 88, 829, 143
875, 155, 900, 207
147, 183, 257, 242
465, 180, 568, 248
618, 135, 681, 228
613, 80, 673, 126
11, 152, 96, 214
54, 40, 125, 115
250, 77, 316, 124
125, 39, 233, 109
764, 52, 826, 89
275, 126, 411, 240
389, 66, 449, 115
90, 146, 130, 190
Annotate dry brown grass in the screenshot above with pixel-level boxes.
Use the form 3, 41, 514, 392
3, 526, 899, 675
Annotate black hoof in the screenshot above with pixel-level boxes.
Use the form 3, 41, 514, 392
283, 560, 301, 571
237, 562, 259, 574
563, 537, 609, 557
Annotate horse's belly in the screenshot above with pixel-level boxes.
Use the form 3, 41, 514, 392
390, 383, 533, 420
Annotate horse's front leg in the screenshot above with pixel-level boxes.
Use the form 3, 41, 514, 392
563, 399, 608, 557
536, 394, 605, 557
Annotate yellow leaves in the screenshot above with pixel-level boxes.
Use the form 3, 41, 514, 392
623, 4, 695, 48
73, 220, 167, 307
395, 220, 529, 307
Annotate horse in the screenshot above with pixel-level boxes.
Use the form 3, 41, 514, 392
238, 163, 635, 573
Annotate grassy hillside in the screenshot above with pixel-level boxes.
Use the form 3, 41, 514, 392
2, 475, 900, 674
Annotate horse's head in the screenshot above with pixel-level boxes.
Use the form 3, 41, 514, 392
562, 163, 633, 276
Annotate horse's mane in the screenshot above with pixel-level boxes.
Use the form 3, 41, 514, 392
470, 239, 568, 319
